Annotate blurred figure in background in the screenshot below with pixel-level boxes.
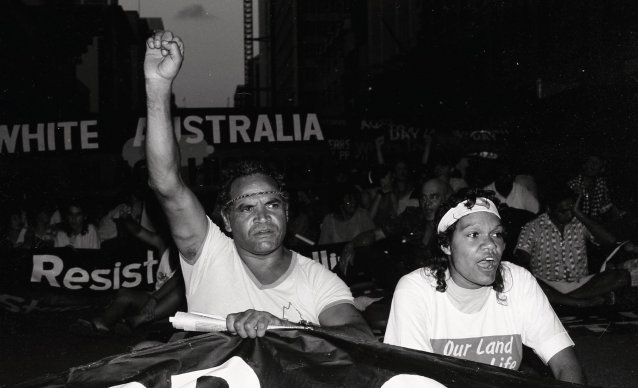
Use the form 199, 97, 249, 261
74, 213, 184, 336
318, 185, 375, 245
340, 178, 452, 290
23, 201, 55, 250
567, 153, 625, 230
54, 198, 100, 249
515, 185, 628, 307
1, 206, 28, 249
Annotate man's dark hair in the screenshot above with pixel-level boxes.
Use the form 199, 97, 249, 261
61, 197, 90, 236
541, 184, 576, 209
218, 160, 287, 215
429, 188, 506, 295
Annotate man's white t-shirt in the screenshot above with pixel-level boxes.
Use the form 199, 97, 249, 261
181, 217, 354, 324
484, 180, 540, 214
54, 224, 101, 249
384, 262, 573, 370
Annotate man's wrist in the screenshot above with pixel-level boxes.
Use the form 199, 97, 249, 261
145, 79, 173, 95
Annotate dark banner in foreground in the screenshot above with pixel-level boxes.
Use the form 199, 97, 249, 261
0, 242, 160, 313
15, 329, 584, 388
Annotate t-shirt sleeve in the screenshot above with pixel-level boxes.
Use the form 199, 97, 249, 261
515, 221, 535, 254
305, 259, 354, 315
514, 266, 574, 364
179, 217, 227, 294
383, 274, 433, 352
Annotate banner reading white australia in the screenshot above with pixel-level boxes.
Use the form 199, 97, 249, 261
0, 111, 325, 155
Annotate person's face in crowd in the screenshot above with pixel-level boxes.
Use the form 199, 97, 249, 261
340, 193, 358, 218
379, 171, 394, 190
549, 198, 575, 226
420, 180, 447, 221
224, 173, 288, 256
66, 205, 86, 234
442, 211, 504, 289
35, 209, 51, 227
582, 155, 604, 177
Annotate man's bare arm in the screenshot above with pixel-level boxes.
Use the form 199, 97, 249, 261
144, 31, 207, 263
318, 303, 375, 341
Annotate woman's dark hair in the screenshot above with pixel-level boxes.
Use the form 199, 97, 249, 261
429, 188, 506, 296
218, 160, 287, 216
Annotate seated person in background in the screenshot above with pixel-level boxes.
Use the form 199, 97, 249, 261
144, 30, 373, 340
514, 185, 629, 307
392, 159, 420, 215
98, 187, 146, 242
74, 214, 184, 336
384, 188, 585, 384
340, 178, 451, 289
284, 189, 320, 248
318, 185, 375, 245
375, 134, 432, 215
22, 202, 55, 250
54, 199, 100, 249
495, 205, 536, 263
364, 164, 399, 226
431, 154, 469, 193
567, 152, 623, 223
1, 206, 28, 249
483, 160, 540, 215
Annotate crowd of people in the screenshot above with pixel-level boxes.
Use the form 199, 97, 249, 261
3, 29, 638, 385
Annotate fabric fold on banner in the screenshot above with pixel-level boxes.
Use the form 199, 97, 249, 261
16, 329, 589, 388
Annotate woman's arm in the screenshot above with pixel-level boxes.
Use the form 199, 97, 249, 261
547, 347, 586, 385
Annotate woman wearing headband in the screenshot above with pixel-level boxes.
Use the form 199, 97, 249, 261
383, 188, 585, 384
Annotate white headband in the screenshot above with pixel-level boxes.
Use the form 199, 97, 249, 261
437, 197, 500, 233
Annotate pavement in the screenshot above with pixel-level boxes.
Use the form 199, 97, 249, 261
2, 300, 638, 387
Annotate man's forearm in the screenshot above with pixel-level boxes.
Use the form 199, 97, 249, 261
145, 80, 182, 196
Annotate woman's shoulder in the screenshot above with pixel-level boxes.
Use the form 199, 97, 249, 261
396, 267, 439, 292
501, 261, 531, 275
500, 261, 536, 289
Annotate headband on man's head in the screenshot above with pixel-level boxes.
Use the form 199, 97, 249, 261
223, 190, 288, 210
437, 197, 500, 233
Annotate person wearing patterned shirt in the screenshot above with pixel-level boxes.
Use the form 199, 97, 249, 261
514, 185, 628, 307
567, 153, 623, 222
